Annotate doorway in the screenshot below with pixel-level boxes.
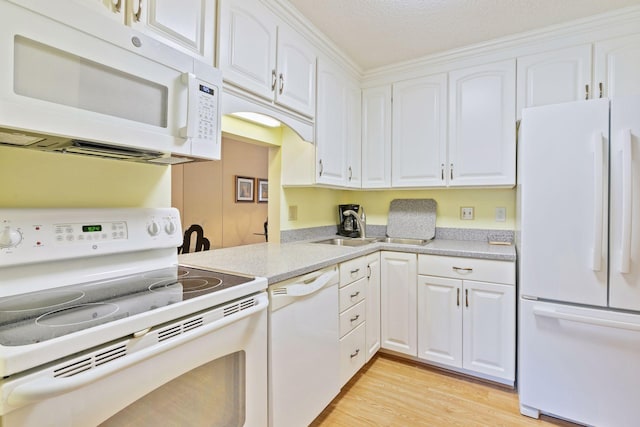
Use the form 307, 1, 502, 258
172, 136, 269, 249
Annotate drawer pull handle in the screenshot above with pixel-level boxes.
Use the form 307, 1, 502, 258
350, 291, 360, 299
350, 268, 360, 275
452, 266, 473, 274
350, 349, 360, 358
350, 314, 360, 322
367, 265, 371, 279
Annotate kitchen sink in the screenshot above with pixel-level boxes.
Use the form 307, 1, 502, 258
313, 237, 379, 247
313, 237, 431, 247
377, 237, 431, 246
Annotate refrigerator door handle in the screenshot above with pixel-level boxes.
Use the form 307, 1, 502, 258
533, 306, 640, 332
621, 128, 633, 274
592, 132, 605, 272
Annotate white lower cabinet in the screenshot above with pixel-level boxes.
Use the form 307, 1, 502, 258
417, 254, 516, 384
380, 251, 417, 356
364, 252, 381, 362
338, 256, 369, 387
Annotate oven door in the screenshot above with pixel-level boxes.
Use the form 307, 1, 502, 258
0, 293, 268, 427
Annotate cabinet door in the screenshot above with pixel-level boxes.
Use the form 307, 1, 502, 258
462, 280, 515, 381
345, 78, 362, 189
365, 252, 381, 362
380, 252, 417, 356
219, 0, 277, 100
275, 24, 316, 117
130, 0, 215, 62
316, 58, 346, 186
392, 74, 447, 187
516, 44, 591, 119
594, 34, 640, 99
417, 275, 462, 368
70, 0, 126, 24
449, 59, 516, 187
361, 86, 392, 188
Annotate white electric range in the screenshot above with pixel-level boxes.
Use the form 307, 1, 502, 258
0, 208, 268, 426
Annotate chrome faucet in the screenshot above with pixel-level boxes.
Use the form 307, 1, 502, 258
343, 208, 366, 238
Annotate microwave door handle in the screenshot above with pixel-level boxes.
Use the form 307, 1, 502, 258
179, 72, 197, 140
7, 294, 268, 406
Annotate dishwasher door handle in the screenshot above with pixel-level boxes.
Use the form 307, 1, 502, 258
283, 270, 337, 297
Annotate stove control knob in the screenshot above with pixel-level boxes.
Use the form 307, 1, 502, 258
0, 226, 22, 248
147, 221, 160, 236
164, 219, 177, 235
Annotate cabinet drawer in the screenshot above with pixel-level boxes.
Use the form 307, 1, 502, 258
340, 256, 367, 287
339, 322, 366, 387
340, 300, 366, 337
339, 278, 366, 312
418, 254, 515, 285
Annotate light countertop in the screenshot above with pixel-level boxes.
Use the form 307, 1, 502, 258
179, 237, 516, 284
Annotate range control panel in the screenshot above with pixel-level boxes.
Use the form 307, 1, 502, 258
0, 208, 182, 267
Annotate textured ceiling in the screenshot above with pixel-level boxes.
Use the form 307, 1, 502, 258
286, 0, 640, 70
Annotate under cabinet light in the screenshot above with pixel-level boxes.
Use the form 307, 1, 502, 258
230, 112, 281, 128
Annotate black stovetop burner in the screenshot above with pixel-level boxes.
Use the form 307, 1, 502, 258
0, 266, 253, 346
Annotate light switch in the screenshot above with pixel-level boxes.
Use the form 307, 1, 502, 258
495, 207, 506, 222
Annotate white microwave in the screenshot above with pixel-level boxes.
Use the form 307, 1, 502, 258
0, 1, 222, 164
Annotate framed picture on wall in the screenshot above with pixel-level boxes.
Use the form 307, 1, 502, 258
235, 176, 255, 202
257, 179, 268, 203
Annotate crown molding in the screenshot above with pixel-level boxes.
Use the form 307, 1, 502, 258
261, 0, 363, 78
362, 4, 640, 86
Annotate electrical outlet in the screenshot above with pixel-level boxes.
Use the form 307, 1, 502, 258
460, 207, 474, 220
288, 205, 298, 221
495, 207, 506, 222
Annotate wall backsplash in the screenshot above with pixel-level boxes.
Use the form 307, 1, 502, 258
0, 146, 171, 208
280, 187, 515, 231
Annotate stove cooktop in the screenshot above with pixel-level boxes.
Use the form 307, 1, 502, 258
0, 266, 253, 346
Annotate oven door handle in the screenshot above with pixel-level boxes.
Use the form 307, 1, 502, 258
6, 293, 268, 407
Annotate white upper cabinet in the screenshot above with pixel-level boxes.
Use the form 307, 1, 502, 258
392, 73, 447, 187
448, 59, 516, 187
361, 85, 392, 188
316, 58, 347, 186
316, 56, 361, 187
275, 24, 317, 117
73, 0, 215, 62
345, 79, 362, 188
516, 44, 592, 119
219, 0, 316, 117
594, 33, 640, 99
219, 0, 276, 98
130, 0, 215, 63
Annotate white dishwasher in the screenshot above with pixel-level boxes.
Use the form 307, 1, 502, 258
269, 265, 340, 427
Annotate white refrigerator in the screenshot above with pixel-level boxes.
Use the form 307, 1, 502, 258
517, 96, 640, 426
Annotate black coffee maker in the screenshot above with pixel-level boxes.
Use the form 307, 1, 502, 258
337, 204, 360, 237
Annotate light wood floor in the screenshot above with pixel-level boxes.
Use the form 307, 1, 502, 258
311, 354, 580, 427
